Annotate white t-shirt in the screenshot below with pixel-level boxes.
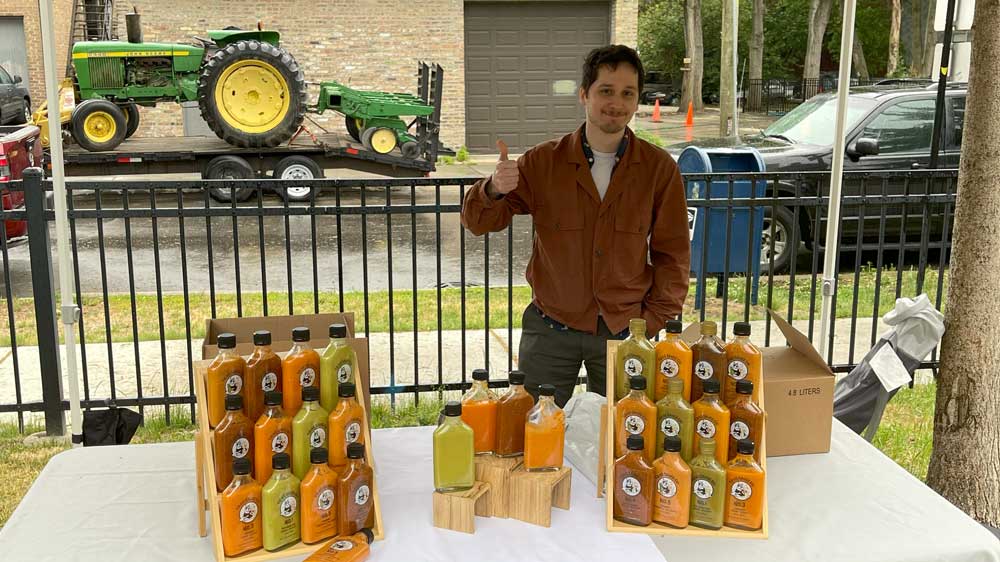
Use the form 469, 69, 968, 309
591, 149, 616, 200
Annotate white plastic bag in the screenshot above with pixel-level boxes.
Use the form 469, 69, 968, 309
563, 392, 606, 488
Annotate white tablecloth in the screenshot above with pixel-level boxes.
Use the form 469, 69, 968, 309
2, 423, 997, 562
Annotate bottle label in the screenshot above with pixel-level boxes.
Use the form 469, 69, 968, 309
355, 484, 371, 506
262, 372, 278, 392
239, 500, 259, 523
309, 426, 327, 448
225, 373, 243, 395
331, 540, 355, 551
656, 475, 678, 498
728, 359, 749, 381
731, 420, 751, 441
624, 356, 644, 377
622, 476, 642, 497
300, 367, 317, 387
694, 361, 714, 380
279, 494, 297, 518
696, 418, 716, 438
693, 478, 714, 500
346, 421, 362, 444
731, 480, 753, 501
660, 416, 680, 437
271, 432, 289, 453
316, 488, 335, 511
232, 437, 250, 458
624, 414, 646, 435
337, 362, 353, 384
660, 358, 679, 378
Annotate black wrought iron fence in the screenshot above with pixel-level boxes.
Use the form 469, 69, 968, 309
0, 168, 957, 433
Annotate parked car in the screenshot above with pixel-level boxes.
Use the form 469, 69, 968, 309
0, 124, 44, 247
641, 71, 677, 105
670, 83, 966, 272
0, 65, 31, 125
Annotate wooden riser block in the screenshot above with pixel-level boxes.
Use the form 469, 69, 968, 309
432, 482, 492, 534
508, 466, 572, 528
474, 454, 522, 518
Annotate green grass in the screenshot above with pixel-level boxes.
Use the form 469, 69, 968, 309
635, 127, 666, 147
0, 383, 938, 529
0, 265, 948, 347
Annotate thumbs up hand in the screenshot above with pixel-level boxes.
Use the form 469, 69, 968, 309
488, 139, 519, 197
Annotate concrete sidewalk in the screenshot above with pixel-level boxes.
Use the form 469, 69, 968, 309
0, 316, 933, 423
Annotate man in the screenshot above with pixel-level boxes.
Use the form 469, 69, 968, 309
461, 45, 691, 406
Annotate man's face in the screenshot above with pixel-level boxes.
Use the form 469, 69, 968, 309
579, 63, 640, 135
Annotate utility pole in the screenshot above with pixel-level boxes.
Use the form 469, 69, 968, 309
719, 0, 739, 137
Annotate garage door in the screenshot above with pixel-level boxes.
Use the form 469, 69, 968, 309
0, 17, 29, 92
464, 2, 610, 153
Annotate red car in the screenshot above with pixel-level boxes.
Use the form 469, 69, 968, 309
0, 124, 42, 247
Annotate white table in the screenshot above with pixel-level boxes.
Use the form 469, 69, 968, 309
2, 423, 997, 562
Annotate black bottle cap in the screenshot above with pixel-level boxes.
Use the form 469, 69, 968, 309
292, 327, 310, 342
311, 447, 329, 464
359, 528, 375, 544
347, 443, 365, 459
663, 435, 682, 453
626, 434, 645, 451
734, 322, 752, 336
539, 384, 555, 397
302, 385, 319, 402
272, 452, 290, 470
736, 380, 754, 395
702, 377, 720, 394
264, 391, 282, 406
217, 333, 236, 349
225, 394, 243, 410
665, 320, 683, 334
443, 401, 462, 416
629, 375, 647, 391
338, 382, 356, 398
737, 439, 756, 455
472, 368, 489, 381
233, 457, 251, 475
509, 370, 526, 385
329, 323, 348, 338
253, 330, 271, 346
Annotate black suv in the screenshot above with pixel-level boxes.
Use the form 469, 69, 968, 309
670, 84, 966, 271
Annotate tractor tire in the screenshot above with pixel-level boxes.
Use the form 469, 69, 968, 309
361, 127, 398, 154
122, 102, 140, 139
345, 115, 363, 142
71, 99, 127, 152
400, 141, 420, 159
204, 155, 256, 202
197, 39, 306, 148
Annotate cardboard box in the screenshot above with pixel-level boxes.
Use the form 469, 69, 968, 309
200, 312, 372, 413
681, 311, 834, 457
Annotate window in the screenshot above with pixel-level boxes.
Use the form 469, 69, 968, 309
0, 67, 11, 84
949, 96, 966, 149
859, 99, 936, 154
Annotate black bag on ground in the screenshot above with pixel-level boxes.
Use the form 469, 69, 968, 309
82, 405, 143, 446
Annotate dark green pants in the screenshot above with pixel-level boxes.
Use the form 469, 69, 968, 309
518, 303, 626, 407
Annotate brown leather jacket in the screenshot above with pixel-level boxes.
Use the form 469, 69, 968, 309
461, 125, 691, 336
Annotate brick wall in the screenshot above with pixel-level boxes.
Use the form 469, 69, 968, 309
1, 0, 74, 110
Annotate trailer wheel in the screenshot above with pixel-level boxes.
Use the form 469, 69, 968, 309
274, 155, 323, 202
122, 102, 140, 139
345, 116, 364, 142
361, 127, 398, 154
204, 155, 256, 202
71, 99, 127, 152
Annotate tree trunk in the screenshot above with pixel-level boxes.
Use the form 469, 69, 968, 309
925, 0, 1000, 527
888, 0, 901, 75
922, 0, 938, 75
853, 35, 870, 80
679, 0, 706, 112
749, 0, 765, 111
803, 0, 835, 97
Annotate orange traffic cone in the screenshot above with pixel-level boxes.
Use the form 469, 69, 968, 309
685, 101, 694, 127
652, 99, 662, 123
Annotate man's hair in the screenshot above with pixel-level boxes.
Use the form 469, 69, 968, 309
581, 45, 644, 94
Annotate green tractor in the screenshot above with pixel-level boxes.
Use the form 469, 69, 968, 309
60, 14, 305, 151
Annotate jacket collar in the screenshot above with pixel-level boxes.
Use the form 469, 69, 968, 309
567, 123, 641, 167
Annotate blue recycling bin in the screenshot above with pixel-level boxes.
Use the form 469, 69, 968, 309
678, 146, 766, 308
